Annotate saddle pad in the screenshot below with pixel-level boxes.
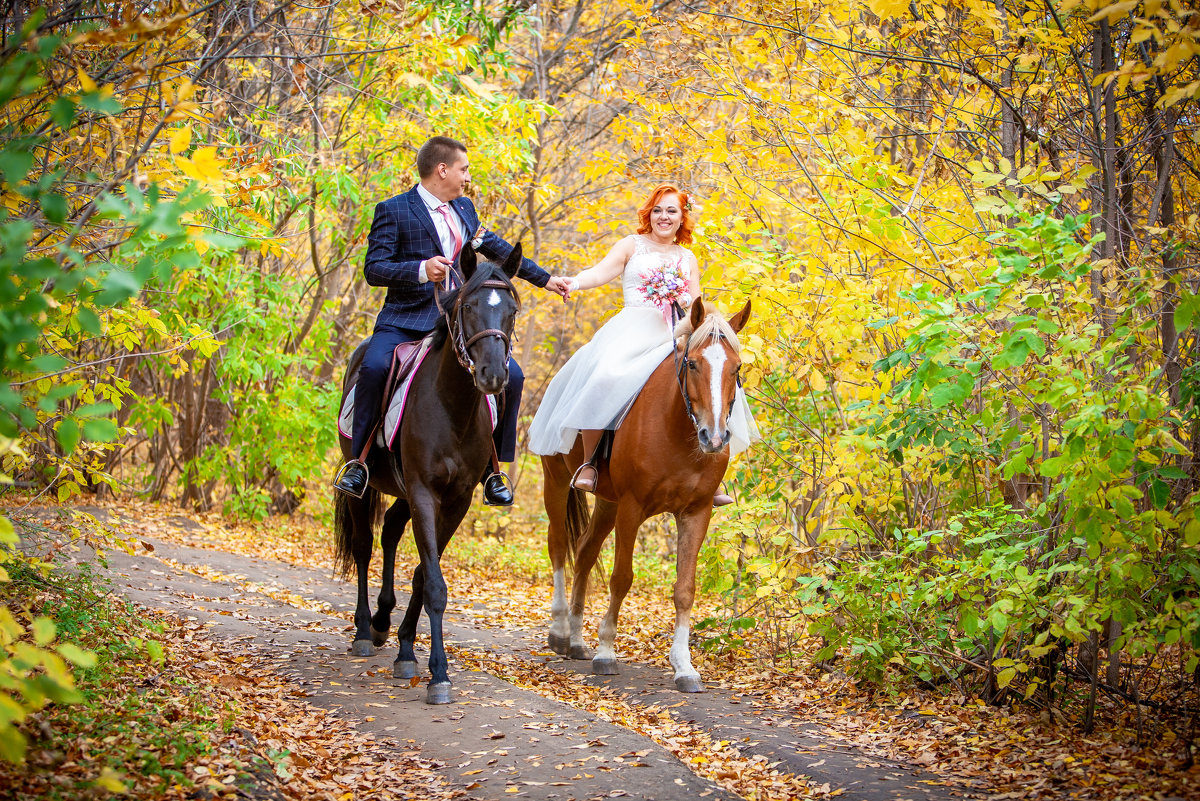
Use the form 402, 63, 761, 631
336, 338, 499, 446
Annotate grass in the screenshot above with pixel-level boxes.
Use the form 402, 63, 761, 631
1, 558, 222, 799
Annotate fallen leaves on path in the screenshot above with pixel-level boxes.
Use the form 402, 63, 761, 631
451, 645, 824, 800
18, 497, 1200, 800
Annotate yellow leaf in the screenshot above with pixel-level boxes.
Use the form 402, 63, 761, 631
459, 74, 496, 101
867, 0, 910, 19
94, 768, 126, 793
809, 370, 827, 392
169, 126, 192, 155
77, 69, 97, 92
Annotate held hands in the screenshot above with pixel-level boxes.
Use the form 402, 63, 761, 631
544, 275, 573, 301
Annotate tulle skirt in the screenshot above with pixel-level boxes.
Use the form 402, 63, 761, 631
528, 306, 759, 456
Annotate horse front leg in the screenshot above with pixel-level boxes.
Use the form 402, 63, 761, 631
593, 502, 642, 676
669, 505, 714, 693
568, 498, 618, 660
371, 500, 410, 647
393, 563, 425, 679
410, 490, 469, 705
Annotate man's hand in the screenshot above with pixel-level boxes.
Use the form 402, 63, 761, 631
544, 275, 572, 300
424, 255, 452, 283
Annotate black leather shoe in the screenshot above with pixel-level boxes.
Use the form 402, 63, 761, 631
333, 461, 369, 498
482, 472, 514, 506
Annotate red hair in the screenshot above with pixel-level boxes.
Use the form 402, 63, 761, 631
636, 184, 693, 245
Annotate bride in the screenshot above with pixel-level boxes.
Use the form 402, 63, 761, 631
529, 184, 758, 502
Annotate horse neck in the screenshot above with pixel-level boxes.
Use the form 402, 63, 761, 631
429, 332, 481, 415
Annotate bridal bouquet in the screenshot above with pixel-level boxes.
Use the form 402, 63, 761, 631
641, 258, 687, 306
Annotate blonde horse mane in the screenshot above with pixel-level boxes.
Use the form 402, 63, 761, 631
673, 300, 741, 352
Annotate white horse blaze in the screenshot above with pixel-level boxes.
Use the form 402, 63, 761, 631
487, 289, 502, 306
701, 342, 728, 430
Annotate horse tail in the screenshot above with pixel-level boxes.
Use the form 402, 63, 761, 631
564, 487, 591, 572
334, 485, 379, 580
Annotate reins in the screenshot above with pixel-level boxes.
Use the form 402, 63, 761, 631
433, 263, 521, 375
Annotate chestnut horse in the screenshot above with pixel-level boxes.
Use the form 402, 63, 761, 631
334, 244, 521, 705
542, 298, 751, 692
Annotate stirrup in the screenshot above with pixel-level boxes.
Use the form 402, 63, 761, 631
570, 462, 599, 493
333, 459, 369, 499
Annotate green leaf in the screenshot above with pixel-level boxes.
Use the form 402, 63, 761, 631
39, 192, 67, 225
96, 269, 143, 306
32, 617, 55, 646
56, 643, 96, 668
0, 720, 27, 764
81, 418, 118, 441
50, 97, 77, 129
55, 418, 80, 455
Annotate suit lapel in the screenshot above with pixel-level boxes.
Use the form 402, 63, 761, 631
451, 198, 478, 242
405, 186, 443, 255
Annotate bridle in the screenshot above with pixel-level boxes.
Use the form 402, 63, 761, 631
434, 265, 521, 375
672, 326, 741, 434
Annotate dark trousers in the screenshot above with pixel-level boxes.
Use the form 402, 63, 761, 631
351, 324, 523, 465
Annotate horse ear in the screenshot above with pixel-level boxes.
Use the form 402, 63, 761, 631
502, 242, 522, 279
689, 296, 706, 330
727, 299, 752, 334
459, 243, 478, 278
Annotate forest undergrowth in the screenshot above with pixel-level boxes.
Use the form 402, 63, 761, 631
4, 492, 1195, 800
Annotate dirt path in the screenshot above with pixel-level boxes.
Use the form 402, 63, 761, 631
87, 525, 973, 801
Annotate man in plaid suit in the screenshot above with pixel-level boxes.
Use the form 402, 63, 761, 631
334, 136, 570, 503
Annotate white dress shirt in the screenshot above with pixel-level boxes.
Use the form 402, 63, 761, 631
416, 183, 467, 283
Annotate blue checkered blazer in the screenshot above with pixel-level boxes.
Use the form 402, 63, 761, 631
364, 185, 550, 332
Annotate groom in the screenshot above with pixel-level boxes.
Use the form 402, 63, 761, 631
334, 135, 569, 503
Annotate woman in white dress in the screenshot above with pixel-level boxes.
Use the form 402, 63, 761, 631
529, 184, 758, 503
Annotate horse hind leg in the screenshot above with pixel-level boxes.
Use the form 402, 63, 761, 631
567, 497, 616, 661
336, 489, 380, 657
591, 502, 641, 676
543, 455, 574, 655
370, 500, 409, 647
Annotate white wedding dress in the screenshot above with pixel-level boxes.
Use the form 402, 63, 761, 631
529, 235, 759, 457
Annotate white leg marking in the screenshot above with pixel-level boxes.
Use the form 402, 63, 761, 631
488, 289, 501, 306
670, 622, 699, 681
702, 342, 728, 434
569, 612, 585, 647
550, 568, 569, 638
596, 613, 618, 662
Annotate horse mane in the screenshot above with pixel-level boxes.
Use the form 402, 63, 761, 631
430, 259, 516, 349
673, 301, 741, 352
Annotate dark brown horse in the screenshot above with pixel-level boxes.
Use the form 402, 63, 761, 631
334, 244, 522, 704
542, 297, 752, 692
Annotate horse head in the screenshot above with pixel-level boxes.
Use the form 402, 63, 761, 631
675, 297, 752, 453
446, 243, 523, 395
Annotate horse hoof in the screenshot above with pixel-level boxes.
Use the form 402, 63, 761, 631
675, 675, 704, 693
592, 658, 619, 676
371, 626, 390, 647
548, 632, 571, 655
568, 644, 594, 660
351, 640, 375, 657
426, 682, 452, 705
393, 660, 418, 679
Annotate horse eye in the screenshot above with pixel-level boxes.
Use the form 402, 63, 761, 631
687, 359, 698, 371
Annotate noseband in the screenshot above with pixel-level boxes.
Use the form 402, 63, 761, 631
434, 267, 521, 375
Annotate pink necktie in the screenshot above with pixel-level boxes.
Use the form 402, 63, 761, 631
436, 204, 462, 260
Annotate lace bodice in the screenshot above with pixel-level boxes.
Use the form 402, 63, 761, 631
621, 235, 693, 314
